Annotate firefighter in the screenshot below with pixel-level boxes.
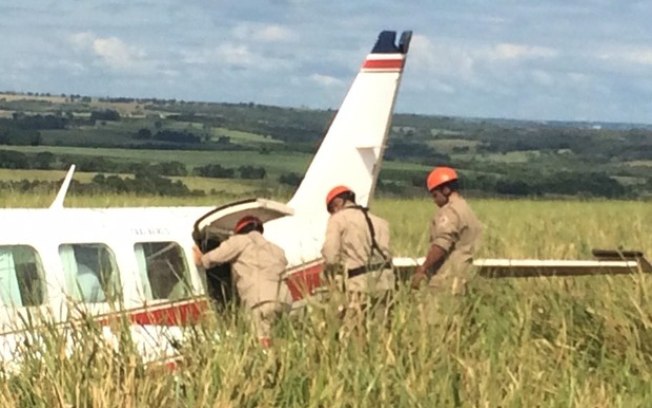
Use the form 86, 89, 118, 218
321, 185, 394, 332
411, 167, 483, 295
193, 215, 291, 348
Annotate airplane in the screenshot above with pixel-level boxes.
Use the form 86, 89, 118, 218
0, 30, 413, 371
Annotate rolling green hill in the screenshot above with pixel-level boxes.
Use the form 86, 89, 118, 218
1, 92, 651, 199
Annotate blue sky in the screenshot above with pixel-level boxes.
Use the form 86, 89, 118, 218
2, 1, 652, 123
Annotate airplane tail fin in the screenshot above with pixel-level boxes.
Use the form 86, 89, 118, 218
288, 30, 411, 213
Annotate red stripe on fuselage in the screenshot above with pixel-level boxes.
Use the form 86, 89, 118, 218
285, 261, 324, 301
145, 355, 184, 373
362, 58, 404, 70
129, 299, 208, 325
96, 298, 210, 327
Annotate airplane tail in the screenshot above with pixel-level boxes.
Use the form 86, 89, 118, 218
288, 30, 412, 213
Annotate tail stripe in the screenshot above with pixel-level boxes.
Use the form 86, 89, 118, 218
362, 58, 405, 71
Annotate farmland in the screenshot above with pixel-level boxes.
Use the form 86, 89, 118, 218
1, 92, 651, 199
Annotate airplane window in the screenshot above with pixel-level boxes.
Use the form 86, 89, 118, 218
134, 242, 190, 301
59, 244, 120, 303
0, 245, 45, 307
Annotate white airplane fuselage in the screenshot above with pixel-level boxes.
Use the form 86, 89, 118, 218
0, 30, 413, 370
0, 204, 333, 327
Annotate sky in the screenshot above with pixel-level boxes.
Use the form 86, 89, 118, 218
2, 1, 652, 124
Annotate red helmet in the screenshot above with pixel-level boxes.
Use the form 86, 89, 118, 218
426, 167, 458, 191
234, 215, 262, 234
325, 185, 352, 208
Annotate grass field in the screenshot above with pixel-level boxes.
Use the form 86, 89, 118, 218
0, 149, 430, 189
0, 169, 272, 197
3, 145, 314, 179
211, 127, 284, 145
625, 160, 652, 167
1, 195, 651, 406
426, 138, 480, 153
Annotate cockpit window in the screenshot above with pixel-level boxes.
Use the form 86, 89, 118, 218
59, 243, 120, 303
134, 242, 191, 301
0, 245, 45, 307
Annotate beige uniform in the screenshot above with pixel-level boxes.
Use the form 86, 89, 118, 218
321, 203, 395, 295
428, 195, 482, 294
201, 231, 291, 339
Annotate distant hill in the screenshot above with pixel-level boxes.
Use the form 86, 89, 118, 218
1, 91, 651, 199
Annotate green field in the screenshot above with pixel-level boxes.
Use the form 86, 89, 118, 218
2, 195, 651, 406
0, 168, 85, 182
426, 138, 480, 153
211, 127, 284, 145
0, 169, 270, 192
3, 194, 649, 258
6, 145, 313, 176
626, 160, 652, 167
2, 91, 652, 200
0, 147, 430, 191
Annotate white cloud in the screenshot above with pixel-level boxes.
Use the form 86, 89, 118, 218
232, 23, 293, 42
6, 1, 651, 123
68, 32, 145, 71
310, 73, 342, 87
406, 34, 566, 101
92, 37, 145, 70
426, 81, 456, 95
567, 72, 589, 84
529, 69, 554, 86
409, 34, 475, 80
599, 46, 652, 66
488, 43, 558, 60
69, 32, 95, 50
181, 41, 294, 73
410, 35, 558, 81
255, 25, 292, 42
216, 43, 255, 66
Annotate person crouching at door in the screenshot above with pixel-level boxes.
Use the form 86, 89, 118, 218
193, 215, 291, 348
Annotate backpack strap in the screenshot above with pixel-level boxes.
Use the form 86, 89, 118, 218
345, 205, 389, 262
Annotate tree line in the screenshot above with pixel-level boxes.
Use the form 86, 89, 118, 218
0, 171, 203, 197
376, 168, 637, 199
0, 149, 270, 181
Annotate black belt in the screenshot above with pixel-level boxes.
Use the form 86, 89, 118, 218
347, 262, 391, 278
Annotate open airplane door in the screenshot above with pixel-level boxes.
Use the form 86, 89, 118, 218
192, 198, 294, 308
193, 198, 294, 241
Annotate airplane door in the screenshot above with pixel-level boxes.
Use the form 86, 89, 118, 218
198, 234, 237, 311
192, 198, 294, 309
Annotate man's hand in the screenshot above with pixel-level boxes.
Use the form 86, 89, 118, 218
192, 245, 203, 267
411, 265, 428, 289
411, 244, 447, 289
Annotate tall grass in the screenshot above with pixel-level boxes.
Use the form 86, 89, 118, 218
1, 195, 651, 406
374, 198, 651, 259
